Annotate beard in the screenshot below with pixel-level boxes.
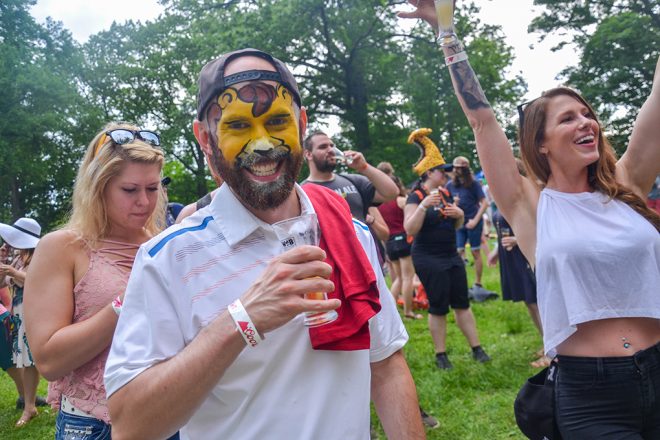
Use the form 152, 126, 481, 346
453, 168, 473, 187
210, 139, 303, 211
312, 154, 336, 173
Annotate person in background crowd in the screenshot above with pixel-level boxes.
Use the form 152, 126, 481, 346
1, 241, 48, 416
0, 218, 43, 427
399, 2, 659, 437
446, 156, 492, 299
175, 151, 223, 223
404, 128, 491, 370
378, 168, 420, 320
103, 48, 424, 439
648, 174, 660, 215
302, 131, 398, 269
162, 177, 185, 227
302, 130, 398, 222
24, 122, 166, 439
487, 159, 547, 368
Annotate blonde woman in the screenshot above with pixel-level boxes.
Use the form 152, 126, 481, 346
400, 2, 660, 437
24, 122, 165, 439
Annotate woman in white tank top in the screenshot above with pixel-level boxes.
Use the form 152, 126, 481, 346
399, 2, 660, 438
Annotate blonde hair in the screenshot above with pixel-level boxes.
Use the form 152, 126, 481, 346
519, 87, 660, 231
65, 122, 166, 243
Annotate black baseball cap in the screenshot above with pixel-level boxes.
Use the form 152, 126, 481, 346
196, 48, 302, 121
431, 164, 454, 172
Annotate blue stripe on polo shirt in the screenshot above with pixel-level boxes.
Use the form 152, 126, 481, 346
148, 216, 214, 257
352, 219, 369, 231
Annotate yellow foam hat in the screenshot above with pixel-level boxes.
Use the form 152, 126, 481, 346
408, 128, 449, 176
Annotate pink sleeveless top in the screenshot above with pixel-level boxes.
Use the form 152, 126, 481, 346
48, 239, 138, 423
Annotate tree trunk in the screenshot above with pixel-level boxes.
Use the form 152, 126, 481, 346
194, 145, 209, 198
345, 61, 372, 151
10, 176, 23, 221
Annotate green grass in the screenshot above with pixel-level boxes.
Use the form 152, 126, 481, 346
0, 245, 539, 439
370, 246, 542, 439
0, 376, 55, 439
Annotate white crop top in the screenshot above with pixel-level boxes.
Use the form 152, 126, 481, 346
536, 188, 660, 356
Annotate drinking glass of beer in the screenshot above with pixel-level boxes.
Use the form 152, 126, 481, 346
331, 146, 353, 165
434, 0, 458, 46
272, 214, 339, 327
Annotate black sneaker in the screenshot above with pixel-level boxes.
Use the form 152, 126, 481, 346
435, 353, 453, 370
472, 346, 491, 363
420, 407, 440, 428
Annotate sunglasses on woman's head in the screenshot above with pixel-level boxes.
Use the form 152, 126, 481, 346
94, 129, 161, 157
517, 97, 542, 131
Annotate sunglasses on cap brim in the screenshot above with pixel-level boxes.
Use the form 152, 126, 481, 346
94, 129, 161, 157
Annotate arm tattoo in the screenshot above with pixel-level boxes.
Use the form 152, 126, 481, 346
445, 43, 491, 110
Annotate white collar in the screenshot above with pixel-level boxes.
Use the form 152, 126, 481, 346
209, 183, 316, 248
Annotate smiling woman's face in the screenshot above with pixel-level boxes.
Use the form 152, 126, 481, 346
541, 94, 600, 172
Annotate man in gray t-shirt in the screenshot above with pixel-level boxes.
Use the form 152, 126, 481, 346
301, 130, 397, 222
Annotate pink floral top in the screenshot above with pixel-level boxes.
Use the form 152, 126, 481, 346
48, 239, 138, 423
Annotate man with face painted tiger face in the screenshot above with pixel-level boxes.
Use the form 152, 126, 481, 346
105, 49, 424, 440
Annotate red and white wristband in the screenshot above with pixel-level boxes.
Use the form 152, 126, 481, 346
111, 295, 123, 316
445, 51, 468, 66
228, 299, 263, 348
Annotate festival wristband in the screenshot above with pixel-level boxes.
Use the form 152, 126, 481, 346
111, 296, 123, 316
418, 204, 427, 212
357, 162, 368, 172
228, 298, 263, 348
445, 51, 468, 66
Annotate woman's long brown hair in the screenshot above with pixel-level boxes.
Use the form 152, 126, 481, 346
519, 87, 660, 231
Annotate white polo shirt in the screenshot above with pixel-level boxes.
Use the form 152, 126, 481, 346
105, 183, 407, 439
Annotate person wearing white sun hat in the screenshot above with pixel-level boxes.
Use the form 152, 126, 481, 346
0, 217, 42, 427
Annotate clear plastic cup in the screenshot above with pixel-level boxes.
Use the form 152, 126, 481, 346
272, 214, 338, 327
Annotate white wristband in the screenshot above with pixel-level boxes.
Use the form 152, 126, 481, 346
445, 51, 468, 66
228, 299, 263, 348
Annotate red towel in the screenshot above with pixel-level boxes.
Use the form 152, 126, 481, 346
303, 183, 381, 350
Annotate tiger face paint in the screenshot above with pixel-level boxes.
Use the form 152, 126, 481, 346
207, 83, 300, 169
204, 82, 303, 210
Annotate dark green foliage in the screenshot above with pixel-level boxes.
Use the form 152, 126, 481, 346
0, 0, 93, 228
2, 0, 653, 229
530, 0, 660, 154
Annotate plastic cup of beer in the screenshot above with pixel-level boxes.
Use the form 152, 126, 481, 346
429, 188, 441, 211
434, 0, 459, 46
272, 213, 338, 327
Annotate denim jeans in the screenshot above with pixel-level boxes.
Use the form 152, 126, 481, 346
55, 411, 181, 440
555, 342, 660, 439
55, 411, 111, 440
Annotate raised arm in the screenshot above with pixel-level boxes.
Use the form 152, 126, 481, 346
618, 54, 660, 197
397, 0, 538, 227
346, 151, 399, 203
24, 231, 120, 380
